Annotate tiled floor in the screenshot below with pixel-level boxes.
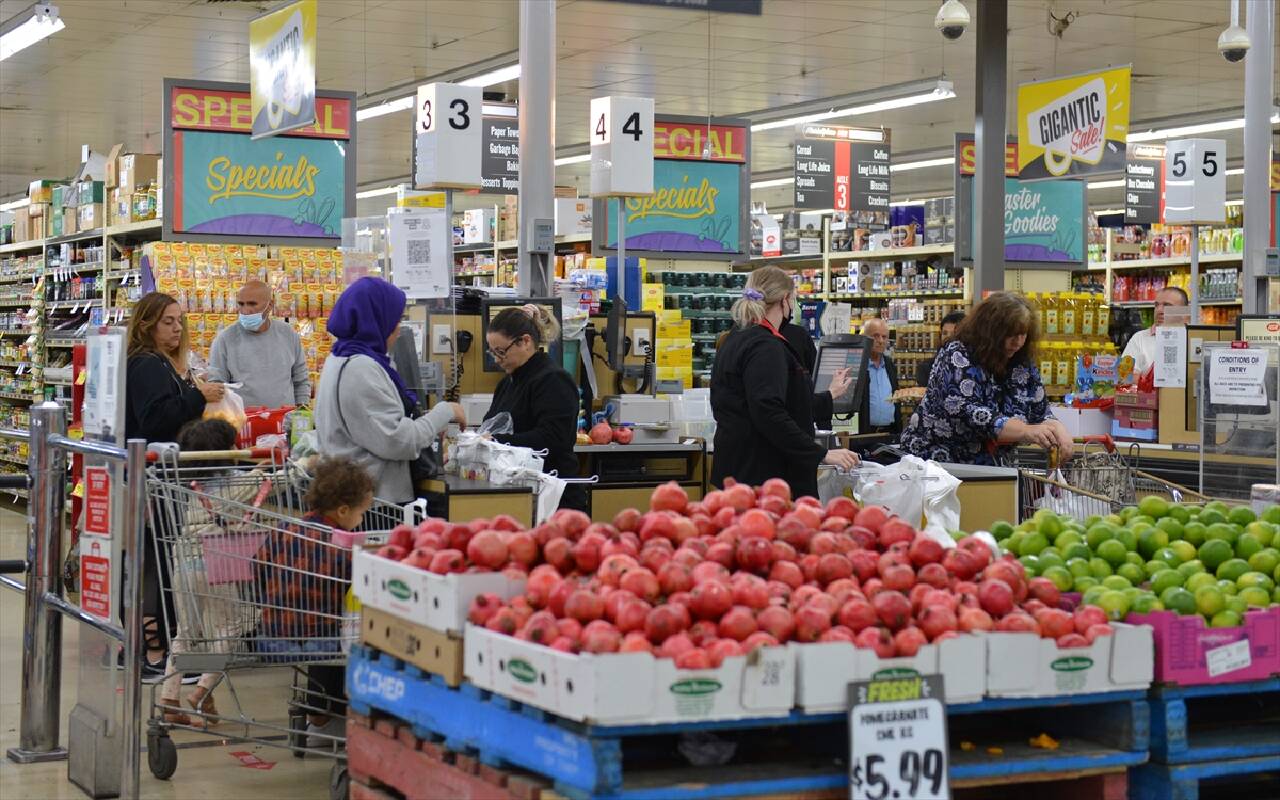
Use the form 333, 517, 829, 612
0, 502, 333, 800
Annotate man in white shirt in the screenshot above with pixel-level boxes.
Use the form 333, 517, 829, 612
1121, 286, 1188, 377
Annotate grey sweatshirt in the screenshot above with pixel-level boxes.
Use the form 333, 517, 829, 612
314, 353, 454, 503
207, 320, 312, 408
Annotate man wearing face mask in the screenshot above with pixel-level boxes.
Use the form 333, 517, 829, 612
207, 280, 312, 408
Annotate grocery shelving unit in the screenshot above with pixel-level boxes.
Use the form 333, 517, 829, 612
453, 231, 592, 288
0, 237, 43, 492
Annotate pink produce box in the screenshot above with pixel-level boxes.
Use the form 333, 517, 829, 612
1127, 607, 1280, 686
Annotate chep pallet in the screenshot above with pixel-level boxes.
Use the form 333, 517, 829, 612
1128, 755, 1280, 800
1148, 677, 1280, 764
346, 644, 1149, 799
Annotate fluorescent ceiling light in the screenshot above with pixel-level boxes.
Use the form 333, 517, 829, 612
356, 96, 414, 122
1091, 208, 1125, 215
1226, 167, 1244, 176
1, 3, 65, 61
890, 157, 955, 173
749, 78, 955, 133
1128, 112, 1279, 142
1087, 179, 1126, 190
0, 197, 31, 211
460, 64, 521, 87
751, 177, 795, 189
356, 185, 400, 199
554, 154, 591, 166
1225, 198, 1244, 206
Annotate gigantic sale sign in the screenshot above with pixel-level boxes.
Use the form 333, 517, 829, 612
1017, 66, 1131, 179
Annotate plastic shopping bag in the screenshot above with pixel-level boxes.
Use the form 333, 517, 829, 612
204, 385, 248, 429
856, 457, 928, 526
1035, 468, 1111, 519
479, 412, 514, 437
921, 460, 962, 536
534, 473, 567, 525
817, 467, 859, 505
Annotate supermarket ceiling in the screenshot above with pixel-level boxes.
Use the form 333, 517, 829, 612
0, 0, 1275, 208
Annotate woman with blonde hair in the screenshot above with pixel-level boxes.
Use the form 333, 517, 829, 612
711, 266, 860, 498
482, 303, 587, 511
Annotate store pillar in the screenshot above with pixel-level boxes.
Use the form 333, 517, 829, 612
517, 0, 556, 296
973, 0, 1007, 295
1242, 0, 1274, 314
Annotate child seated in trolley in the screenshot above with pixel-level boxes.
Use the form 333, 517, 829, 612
255, 455, 374, 747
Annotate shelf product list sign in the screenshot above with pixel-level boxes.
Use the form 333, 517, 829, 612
793, 124, 890, 213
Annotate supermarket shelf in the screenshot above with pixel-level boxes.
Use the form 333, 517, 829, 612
45, 228, 105, 246
0, 454, 26, 466
0, 272, 39, 285
1113, 298, 1241, 307
827, 288, 964, 300
45, 261, 103, 275
0, 239, 46, 254
745, 252, 826, 266
829, 242, 956, 261
454, 234, 588, 255
43, 376, 72, 387
46, 338, 83, 348
44, 299, 98, 311
105, 218, 162, 237
0, 299, 34, 308
0, 392, 34, 402
1107, 253, 1242, 270
0, 330, 33, 337
0, 360, 30, 368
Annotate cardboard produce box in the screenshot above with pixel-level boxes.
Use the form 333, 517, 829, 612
351, 548, 525, 636
554, 198, 592, 236
107, 145, 159, 195
983, 622, 1153, 697
465, 625, 795, 725
360, 605, 464, 686
792, 633, 986, 710
108, 188, 131, 226
1128, 607, 1280, 686
12, 207, 32, 242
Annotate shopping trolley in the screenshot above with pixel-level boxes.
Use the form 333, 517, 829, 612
143, 446, 423, 793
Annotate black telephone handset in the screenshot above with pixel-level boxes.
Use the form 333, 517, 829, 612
446, 330, 475, 402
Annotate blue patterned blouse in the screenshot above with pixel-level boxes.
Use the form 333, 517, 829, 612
899, 340, 1052, 465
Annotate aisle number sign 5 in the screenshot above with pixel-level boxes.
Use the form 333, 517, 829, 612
590, 96, 655, 197
414, 82, 483, 190
1164, 138, 1226, 225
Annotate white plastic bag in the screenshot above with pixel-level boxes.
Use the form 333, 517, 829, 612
817, 467, 859, 505
1036, 468, 1111, 518
204, 385, 247, 429
921, 460, 962, 536
534, 473, 567, 524
856, 457, 928, 526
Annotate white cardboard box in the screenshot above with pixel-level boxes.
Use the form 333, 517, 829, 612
351, 549, 525, 636
554, 198, 593, 236
1050, 404, 1114, 439
792, 633, 986, 711
983, 622, 1153, 697
462, 208, 495, 244
465, 625, 795, 725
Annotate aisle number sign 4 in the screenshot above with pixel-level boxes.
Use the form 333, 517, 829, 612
415, 82, 483, 190
1164, 138, 1226, 225
590, 96, 655, 197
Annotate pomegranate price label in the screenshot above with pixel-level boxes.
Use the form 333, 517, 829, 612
80, 552, 111, 620
84, 467, 111, 537
847, 674, 949, 800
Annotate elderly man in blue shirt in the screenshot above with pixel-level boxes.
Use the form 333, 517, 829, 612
858, 317, 900, 435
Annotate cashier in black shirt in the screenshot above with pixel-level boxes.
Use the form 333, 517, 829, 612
482, 305, 588, 511
711, 266, 860, 498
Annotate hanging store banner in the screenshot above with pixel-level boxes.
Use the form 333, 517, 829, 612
249, 0, 317, 139
958, 176, 1086, 265
1017, 65, 1131, 179
480, 115, 520, 194
955, 135, 1019, 177
1125, 143, 1166, 225
593, 114, 750, 259
164, 79, 356, 245
793, 124, 890, 215
603, 0, 763, 13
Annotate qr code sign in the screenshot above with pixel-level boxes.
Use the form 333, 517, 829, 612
406, 237, 432, 267
1162, 346, 1178, 366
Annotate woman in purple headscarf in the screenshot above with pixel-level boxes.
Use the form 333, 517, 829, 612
314, 277, 465, 502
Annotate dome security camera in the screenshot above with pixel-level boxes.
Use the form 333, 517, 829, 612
1218, 24, 1250, 63
935, 0, 970, 41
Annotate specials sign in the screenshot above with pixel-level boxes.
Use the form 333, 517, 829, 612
163, 79, 356, 245
1017, 65, 1131, 179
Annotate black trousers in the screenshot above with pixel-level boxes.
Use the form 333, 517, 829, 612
306, 665, 347, 716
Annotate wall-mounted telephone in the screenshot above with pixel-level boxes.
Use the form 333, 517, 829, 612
447, 330, 474, 402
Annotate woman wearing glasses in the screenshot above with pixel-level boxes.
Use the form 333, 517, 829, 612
315, 278, 465, 503
482, 305, 588, 511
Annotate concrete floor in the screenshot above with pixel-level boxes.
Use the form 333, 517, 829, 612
0, 501, 333, 800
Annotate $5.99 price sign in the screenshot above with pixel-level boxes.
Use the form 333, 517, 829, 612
847, 674, 949, 800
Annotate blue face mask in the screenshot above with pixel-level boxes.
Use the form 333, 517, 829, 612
238, 312, 265, 331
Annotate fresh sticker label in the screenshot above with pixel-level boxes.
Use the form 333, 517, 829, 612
670, 678, 722, 696
507, 658, 537, 684
872, 667, 921, 680
1205, 639, 1252, 677
386, 578, 412, 601
1050, 656, 1094, 672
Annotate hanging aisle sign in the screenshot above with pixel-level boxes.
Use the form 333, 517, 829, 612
415, 82, 483, 190
1017, 65, 1131, 179
163, 79, 356, 245
480, 114, 519, 194
1164, 139, 1226, 225
590, 95, 656, 197
793, 125, 890, 215
1126, 144, 1166, 225
249, 0, 317, 139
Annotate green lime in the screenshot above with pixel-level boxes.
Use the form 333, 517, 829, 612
1262, 505, 1280, 525
1274, 586, 1280, 604
1042, 565, 1074, 592
1198, 508, 1227, 527
1067, 558, 1093, 578
1081, 586, 1107, 607
1120, 506, 1140, 521
1177, 559, 1207, 578
1019, 555, 1042, 576
1237, 571, 1276, 593
1216, 579, 1239, 597
1237, 586, 1271, 608
1169, 505, 1192, 525
1020, 532, 1049, 557
1124, 553, 1144, 568
1150, 569, 1185, 597
1073, 576, 1100, 593
1083, 514, 1102, 529
1194, 585, 1226, 617
1206, 523, 1239, 546
1102, 575, 1133, 591
1156, 517, 1185, 541
1183, 522, 1208, 548
1248, 548, 1279, 577
1090, 557, 1115, 578
1006, 532, 1027, 556
1097, 590, 1131, 620
1216, 558, 1250, 583
1168, 541, 1198, 565
1199, 539, 1234, 572
1161, 587, 1198, 616
991, 520, 1015, 541
1138, 528, 1169, 559
1185, 572, 1218, 593
1227, 506, 1257, 527
1063, 543, 1093, 562
1226, 595, 1248, 615
1155, 547, 1183, 567
1235, 533, 1263, 561
1038, 552, 1066, 572
1017, 521, 1036, 533
1145, 560, 1169, 578
1055, 530, 1083, 549
1244, 522, 1276, 548
1210, 610, 1242, 628
1104, 513, 1125, 527
1034, 512, 1064, 539
1205, 500, 1230, 516
1118, 563, 1146, 586
1097, 540, 1129, 568
1131, 593, 1161, 613
1117, 529, 1140, 552
1138, 496, 1170, 519
1086, 524, 1116, 551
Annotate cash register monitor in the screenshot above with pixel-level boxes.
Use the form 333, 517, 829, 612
813, 334, 868, 415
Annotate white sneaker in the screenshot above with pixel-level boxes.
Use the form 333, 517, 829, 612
305, 716, 346, 750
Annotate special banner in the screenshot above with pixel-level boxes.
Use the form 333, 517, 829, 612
249, 0, 317, 139
1017, 65, 1131, 179
164, 79, 355, 244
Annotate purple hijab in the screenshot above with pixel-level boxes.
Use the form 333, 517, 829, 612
328, 277, 418, 408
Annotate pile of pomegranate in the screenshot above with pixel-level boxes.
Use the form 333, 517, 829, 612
373, 478, 1113, 666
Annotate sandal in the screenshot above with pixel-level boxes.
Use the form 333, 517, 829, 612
187, 687, 219, 724
158, 698, 191, 726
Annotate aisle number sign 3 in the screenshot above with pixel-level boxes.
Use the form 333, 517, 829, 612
415, 83, 483, 190
1164, 138, 1226, 226
590, 96, 656, 197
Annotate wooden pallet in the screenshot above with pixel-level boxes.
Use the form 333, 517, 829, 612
1129, 754, 1280, 800
1148, 677, 1280, 764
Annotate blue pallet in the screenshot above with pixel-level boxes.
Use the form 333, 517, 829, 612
1129, 755, 1280, 800
346, 645, 1151, 799
1148, 678, 1280, 764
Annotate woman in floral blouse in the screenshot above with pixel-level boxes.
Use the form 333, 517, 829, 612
900, 292, 1073, 465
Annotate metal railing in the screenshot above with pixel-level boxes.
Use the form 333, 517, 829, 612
0, 403, 148, 799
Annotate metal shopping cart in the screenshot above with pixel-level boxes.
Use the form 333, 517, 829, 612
143, 446, 422, 796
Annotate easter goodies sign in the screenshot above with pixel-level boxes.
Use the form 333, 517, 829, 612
1017, 66, 1131, 179
164, 79, 355, 244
